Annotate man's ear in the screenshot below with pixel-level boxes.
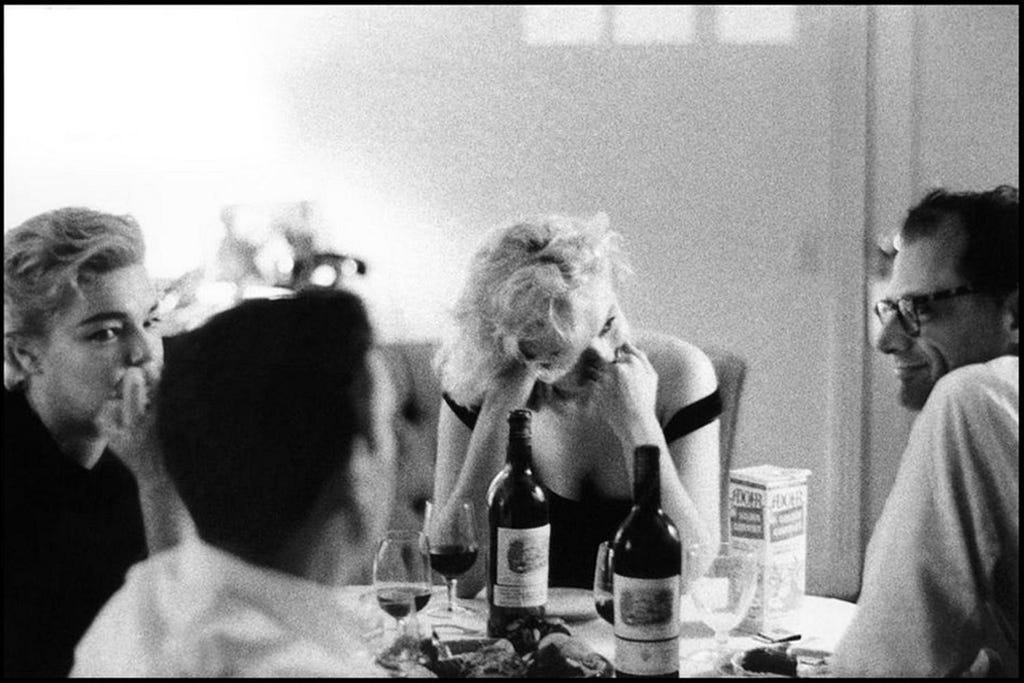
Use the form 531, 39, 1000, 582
999, 287, 1019, 355
284, 438, 387, 587
1005, 287, 1019, 331
3, 335, 42, 388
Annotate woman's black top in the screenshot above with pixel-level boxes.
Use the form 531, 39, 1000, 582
443, 388, 722, 588
3, 389, 147, 677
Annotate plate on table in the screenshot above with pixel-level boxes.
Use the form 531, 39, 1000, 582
545, 587, 598, 622
438, 637, 502, 656
730, 646, 833, 678
728, 649, 794, 678
426, 637, 529, 678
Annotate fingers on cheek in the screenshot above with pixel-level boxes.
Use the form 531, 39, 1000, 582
103, 400, 128, 433
143, 364, 161, 388
136, 387, 152, 417
118, 394, 132, 426
122, 380, 138, 416
120, 376, 151, 420
98, 402, 117, 431
598, 367, 625, 387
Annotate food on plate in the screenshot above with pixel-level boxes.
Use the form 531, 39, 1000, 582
399, 663, 439, 678
736, 646, 798, 677
429, 638, 528, 678
416, 615, 613, 678
497, 615, 571, 655
376, 634, 435, 673
527, 633, 613, 678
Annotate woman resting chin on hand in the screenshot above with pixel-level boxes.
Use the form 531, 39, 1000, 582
431, 213, 722, 597
3, 208, 187, 678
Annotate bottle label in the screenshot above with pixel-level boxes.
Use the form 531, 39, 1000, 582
613, 574, 680, 676
493, 525, 549, 607
614, 636, 679, 676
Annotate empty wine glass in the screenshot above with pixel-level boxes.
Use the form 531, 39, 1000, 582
423, 500, 479, 617
372, 530, 432, 670
593, 540, 614, 625
685, 542, 760, 670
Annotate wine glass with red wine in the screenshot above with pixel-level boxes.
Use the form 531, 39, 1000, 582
593, 540, 614, 625
423, 499, 479, 617
372, 530, 432, 669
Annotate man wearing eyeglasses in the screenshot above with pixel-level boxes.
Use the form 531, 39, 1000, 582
833, 186, 1018, 677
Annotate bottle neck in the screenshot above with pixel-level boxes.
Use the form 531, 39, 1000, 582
506, 436, 533, 473
633, 475, 661, 513
633, 448, 661, 512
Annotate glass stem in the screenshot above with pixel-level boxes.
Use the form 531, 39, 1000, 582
406, 613, 420, 639
715, 629, 730, 656
447, 579, 457, 611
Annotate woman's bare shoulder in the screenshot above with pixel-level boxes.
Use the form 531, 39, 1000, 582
634, 331, 714, 373
634, 330, 717, 401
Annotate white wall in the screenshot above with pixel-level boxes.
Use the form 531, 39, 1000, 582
0, 4, 869, 598
862, 5, 1019, 555
249, 6, 853, 594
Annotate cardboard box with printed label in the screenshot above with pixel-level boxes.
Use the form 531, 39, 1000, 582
728, 465, 811, 634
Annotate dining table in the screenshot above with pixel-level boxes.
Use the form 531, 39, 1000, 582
343, 584, 857, 677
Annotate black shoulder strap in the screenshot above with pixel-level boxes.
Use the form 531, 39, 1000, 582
662, 388, 723, 444
442, 392, 480, 430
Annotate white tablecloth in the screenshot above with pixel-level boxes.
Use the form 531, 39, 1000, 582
567, 592, 854, 676
343, 585, 856, 677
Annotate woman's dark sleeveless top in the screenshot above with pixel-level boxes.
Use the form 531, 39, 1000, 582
4, 389, 147, 676
443, 388, 722, 588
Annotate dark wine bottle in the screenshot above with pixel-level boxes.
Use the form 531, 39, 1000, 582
611, 445, 682, 678
486, 409, 550, 638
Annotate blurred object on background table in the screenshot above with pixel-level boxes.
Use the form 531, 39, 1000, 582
154, 200, 370, 336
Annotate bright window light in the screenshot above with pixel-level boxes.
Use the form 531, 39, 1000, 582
613, 6, 695, 44
4, 6, 280, 166
716, 5, 797, 44
523, 5, 605, 44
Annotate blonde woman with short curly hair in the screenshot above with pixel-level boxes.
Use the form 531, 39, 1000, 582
433, 213, 721, 595
4, 207, 169, 676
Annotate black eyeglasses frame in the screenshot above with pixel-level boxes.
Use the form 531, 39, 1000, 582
873, 284, 980, 336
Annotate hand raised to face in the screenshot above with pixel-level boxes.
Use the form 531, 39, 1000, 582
483, 359, 542, 415
97, 366, 165, 485
590, 342, 659, 444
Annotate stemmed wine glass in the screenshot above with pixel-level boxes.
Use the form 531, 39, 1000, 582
372, 530, 432, 669
684, 542, 760, 670
593, 540, 614, 625
423, 500, 479, 617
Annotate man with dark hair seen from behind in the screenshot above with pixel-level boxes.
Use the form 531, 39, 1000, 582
71, 290, 397, 676
834, 185, 1019, 677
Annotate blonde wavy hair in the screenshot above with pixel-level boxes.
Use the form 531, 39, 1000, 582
435, 213, 631, 406
4, 207, 146, 389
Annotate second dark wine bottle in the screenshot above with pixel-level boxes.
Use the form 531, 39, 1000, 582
611, 445, 682, 678
486, 409, 550, 637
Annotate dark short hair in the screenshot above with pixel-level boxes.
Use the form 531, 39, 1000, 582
157, 290, 374, 562
901, 185, 1019, 296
